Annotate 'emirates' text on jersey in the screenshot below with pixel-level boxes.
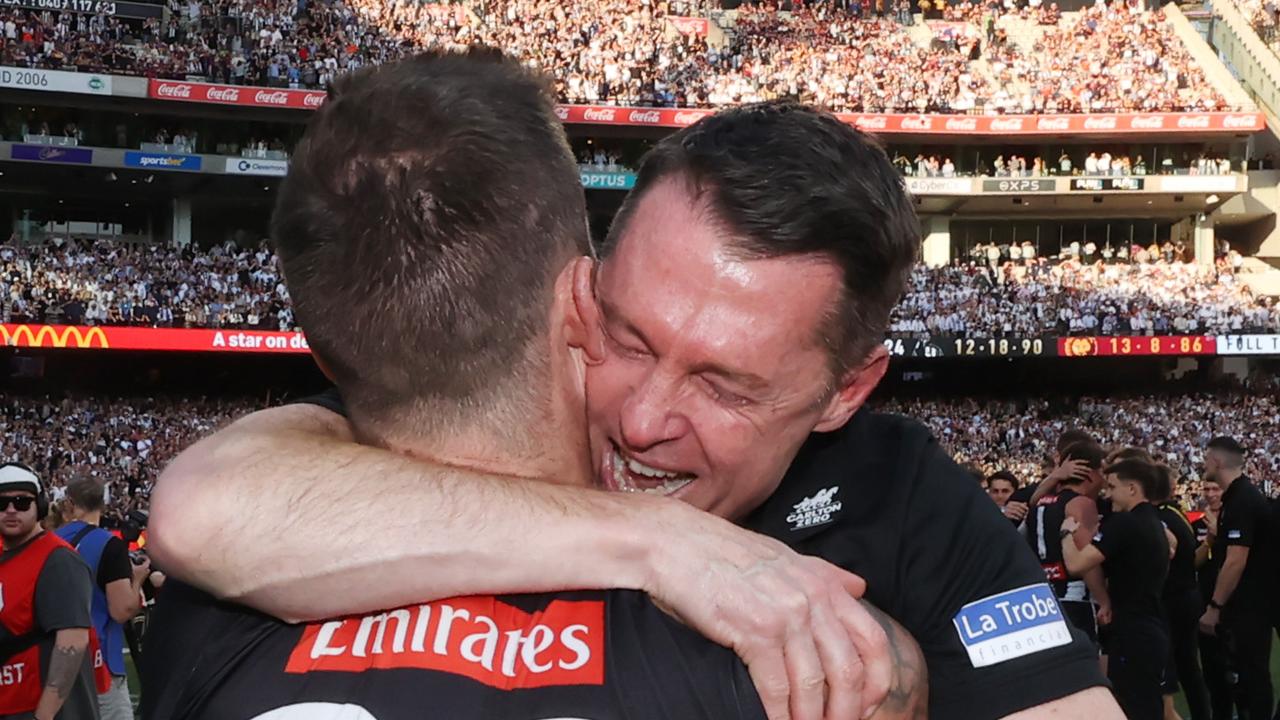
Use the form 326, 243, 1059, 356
142, 584, 764, 720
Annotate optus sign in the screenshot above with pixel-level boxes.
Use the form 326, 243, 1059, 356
147, 79, 326, 110
0, 324, 309, 353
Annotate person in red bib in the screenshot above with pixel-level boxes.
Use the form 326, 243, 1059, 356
0, 463, 101, 720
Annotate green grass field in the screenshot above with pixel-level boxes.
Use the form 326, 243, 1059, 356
125, 646, 1280, 715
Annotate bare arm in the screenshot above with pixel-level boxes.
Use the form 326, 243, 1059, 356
1065, 498, 1110, 613
149, 403, 655, 620
1002, 687, 1125, 718
34, 628, 88, 720
105, 577, 142, 624
863, 603, 928, 720
151, 404, 895, 720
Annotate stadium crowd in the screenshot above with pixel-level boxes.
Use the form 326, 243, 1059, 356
889, 259, 1279, 337
6, 385, 1273, 524
0, 239, 297, 330
0, 394, 258, 527
895, 150, 1237, 177
886, 384, 1280, 498
0, 0, 1241, 112
4, 239, 1276, 336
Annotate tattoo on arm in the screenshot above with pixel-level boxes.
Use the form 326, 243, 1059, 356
45, 641, 87, 700
862, 602, 929, 720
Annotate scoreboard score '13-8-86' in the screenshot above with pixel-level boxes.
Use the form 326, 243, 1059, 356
881, 335, 1224, 358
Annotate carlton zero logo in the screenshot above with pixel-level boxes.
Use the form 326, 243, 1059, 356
0, 325, 108, 348
952, 583, 1072, 668
285, 596, 606, 690
787, 486, 842, 530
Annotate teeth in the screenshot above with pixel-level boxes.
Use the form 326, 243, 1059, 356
610, 447, 694, 496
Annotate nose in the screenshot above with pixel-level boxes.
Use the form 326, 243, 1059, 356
618, 367, 692, 451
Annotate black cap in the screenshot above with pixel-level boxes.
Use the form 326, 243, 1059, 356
1207, 436, 1246, 455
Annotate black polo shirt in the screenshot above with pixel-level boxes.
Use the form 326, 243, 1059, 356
1156, 503, 1198, 601
1092, 503, 1168, 625
743, 410, 1106, 719
287, 392, 1107, 719
1210, 475, 1274, 615
142, 582, 765, 720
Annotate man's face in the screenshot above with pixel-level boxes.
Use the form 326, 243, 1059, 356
1105, 475, 1133, 512
581, 177, 881, 521
986, 479, 1014, 507
0, 491, 38, 541
1202, 481, 1222, 511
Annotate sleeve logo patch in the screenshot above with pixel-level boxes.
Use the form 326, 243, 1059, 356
1227, 530, 1242, 539
952, 583, 1073, 668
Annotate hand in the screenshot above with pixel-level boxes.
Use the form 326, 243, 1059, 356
1003, 501, 1029, 523
1204, 512, 1218, 542
132, 556, 152, 582
1061, 516, 1081, 535
1095, 602, 1112, 626
1199, 607, 1220, 635
1048, 459, 1091, 484
643, 499, 890, 720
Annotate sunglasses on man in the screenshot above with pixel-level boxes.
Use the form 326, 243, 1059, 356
0, 495, 35, 512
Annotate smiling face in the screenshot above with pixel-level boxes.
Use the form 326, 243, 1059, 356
580, 177, 885, 521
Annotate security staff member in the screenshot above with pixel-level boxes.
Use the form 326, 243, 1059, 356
56, 478, 149, 720
1024, 440, 1112, 647
1152, 465, 1210, 720
1062, 458, 1171, 720
1197, 437, 1274, 720
0, 463, 101, 720
1193, 479, 1243, 720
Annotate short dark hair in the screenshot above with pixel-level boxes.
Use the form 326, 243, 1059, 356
1151, 464, 1177, 504
1104, 459, 1160, 500
600, 101, 919, 372
1056, 429, 1094, 455
1110, 446, 1153, 464
272, 48, 589, 435
1061, 440, 1107, 481
987, 470, 1019, 490
64, 477, 104, 513
1207, 436, 1246, 468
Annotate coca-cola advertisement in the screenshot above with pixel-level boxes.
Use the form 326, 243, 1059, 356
668, 16, 710, 36
148, 79, 326, 110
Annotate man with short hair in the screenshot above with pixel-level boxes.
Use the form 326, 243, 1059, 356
1062, 458, 1171, 720
1024, 441, 1113, 647
56, 478, 149, 720
152, 56, 1118, 720
1197, 436, 1274, 720
0, 463, 100, 720
141, 49, 929, 720
986, 471, 1027, 525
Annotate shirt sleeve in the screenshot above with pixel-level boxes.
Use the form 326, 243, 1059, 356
1222, 494, 1261, 548
35, 546, 94, 632
900, 440, 1108, 720
1092, 512, 1131, 560
97, 535, 133, 590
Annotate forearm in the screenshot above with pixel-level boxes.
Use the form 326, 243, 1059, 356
1194, 542, 1210, 568
35, 629, 88, 720
1083, 566, 1109, 608
1210, 557, 1244, 606
150, 405, 661, 621
863, 602, 927, 720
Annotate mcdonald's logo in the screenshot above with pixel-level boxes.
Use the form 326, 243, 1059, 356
0, 325, 110, 349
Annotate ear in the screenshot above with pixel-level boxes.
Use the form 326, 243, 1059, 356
813, 344, 889, 433
565, 255, 605, 366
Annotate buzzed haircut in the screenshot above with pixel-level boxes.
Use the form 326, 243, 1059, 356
64, 477, 105, 513
602, 101, 919, 372
1206, 436, 1246, 469
272, 48, 590, 436
1104, 459, 1161, 500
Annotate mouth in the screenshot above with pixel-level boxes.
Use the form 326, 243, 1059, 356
602, 441, 695, 496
